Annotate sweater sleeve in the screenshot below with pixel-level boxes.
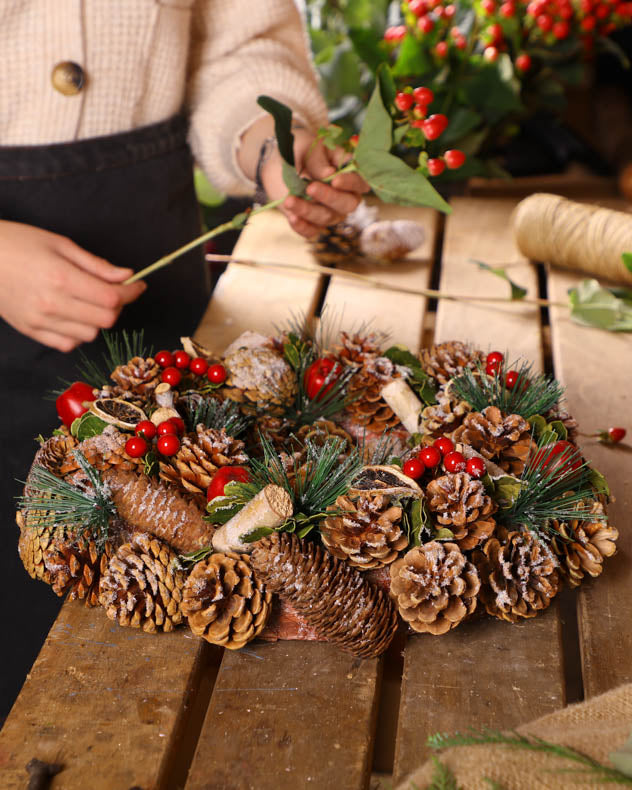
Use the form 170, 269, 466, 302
186, 0, 329, 196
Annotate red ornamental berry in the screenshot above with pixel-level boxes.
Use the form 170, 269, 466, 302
403, 457, 426, 480
536, 12, 553, 29
409, 0, 429, 16
349, 134, 360, 146
207, 363, 227, 384
125, 436, 148, 458
171, 417, 185, 435
157, 419, 178, 436
395, 91, 415, 111
135, 420, 157, 440
500, 1, 516, 16
608, 427, 626, 443
487, 23, 504, 42
418, 15, 435, 32
486, 350, 504, 368
422, 114, 448, 140
155, 350, 174, 368
515, 53, 532, 71
466, 457, 486, 478
444, 4, 457, 16
505, 369, 520, 389
581, 14, 596, 29
411, 119, 426, 129
435, 41, 449, 57
553, 19, 570, 37
419, 445, 442, 468
481, 0, 496, 13
444, 149, 466, 169
55, 381, 97, 428
157, 434, 180, 457
413, 86, 435, 106
304, 358, 342, 400
413, 103, 428, 119
484, 45, 499, 61
433, 436, 455, 455
384, 25, 407, 42
173, 350, 191, 369
207, 466, 251, 501
455, 34, 467, 49
161, 366, 182, 387
427, 158, 446, 176
444, 450, 467, 473
189, 357, 209, 376
532, 440, 583, 477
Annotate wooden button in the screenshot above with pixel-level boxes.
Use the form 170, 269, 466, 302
51, 61, 85, 95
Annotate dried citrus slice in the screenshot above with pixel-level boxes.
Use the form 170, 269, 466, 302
89, 398, 147, 429
349, 465, 423, 497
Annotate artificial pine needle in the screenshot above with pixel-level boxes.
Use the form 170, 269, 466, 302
181, 394, 250, 437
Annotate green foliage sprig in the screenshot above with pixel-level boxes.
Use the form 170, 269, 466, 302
180, 394, 250, 437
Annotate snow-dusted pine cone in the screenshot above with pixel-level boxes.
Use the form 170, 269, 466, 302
289, 420, 353, 457
32, 434, 78, 478
110, 356, 161, 399
59, 426, 143, 478
420, 386, 472, 440
419, 341, 485, 386
320, 492, 409, 570
345, 356, 402, 432
336, 331, 386, 366
223, 346, 297, 414
390, 542, 480, 635
17, 509, 53, 584
425, 473, 497, 550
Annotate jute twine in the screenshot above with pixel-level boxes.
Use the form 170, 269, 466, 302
513, 193, 632, 286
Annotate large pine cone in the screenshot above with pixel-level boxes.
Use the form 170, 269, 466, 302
452, 406, 535, 475
159, 426, 248, 503
419, 341, 485, 386
336, 331, 386, 366
17, 509, 53, 584
345, 357, 402, 432
425, 473, 497, 550
320, 493, 408, 570
33, 434, 78, 478
251, 532, 398, 658
223, 346, 297, 413
390, 542, 480, 635
474, 530, 560, 622
420, 386, 472, 440
99, 532, 186, 632
182, 553, 271, 649
44, 529, 117, 606
59, 426, 143, 478
110, 356, 161, 399
549, 499, 618, 587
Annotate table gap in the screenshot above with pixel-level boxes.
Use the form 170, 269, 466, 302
371, 629, 407, 776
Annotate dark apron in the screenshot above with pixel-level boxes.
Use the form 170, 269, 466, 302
0, 117, 210, 719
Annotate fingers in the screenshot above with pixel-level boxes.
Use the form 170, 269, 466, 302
284, 195, 344, 229
306, 181, 361, 217
55, 236, 135, 283
299, 141, 336, 181
283, 209, 322, 241
331, 171, 370, 194
29, 329, 83, 353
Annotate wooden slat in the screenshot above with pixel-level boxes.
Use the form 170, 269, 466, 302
548, 265, 632, 697
393, 197, 566, 782
0, 603, 207, 789
185, 642, 381, 790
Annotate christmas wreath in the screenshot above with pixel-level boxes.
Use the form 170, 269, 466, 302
17, 327, 617, 658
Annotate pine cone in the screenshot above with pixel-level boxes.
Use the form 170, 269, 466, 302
321, 493, 408, 569
289, 420, 353, 456
59, 426, 143, 477
425, 473, 497, 550
17, 509, 53, 584
223, 346, 297, 414
336, 331, 386, 366
182, 553, 271, 649
250, 414, 293, 453
159, 426, 248, 502
33, 434, 78, 478
251, 532, 398, 658
474, 530, 560, 622
419, 341, 485, 386
310, 223, 361, 265
110, 356, 161, 399
390, 542, 480, 635
543, 405, 579, 444
420, 386, 472, 440
549, 499, 618, 587
452, 406, 536, 475
345, 357, 402, 432
44, 529, 117, 606
99, 532, 186, 632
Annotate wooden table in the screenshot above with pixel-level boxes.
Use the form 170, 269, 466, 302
1, 192, 631, 790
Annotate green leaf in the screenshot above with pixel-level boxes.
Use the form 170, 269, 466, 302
527, 414, 547, 439
318, 124, 346, 151
383, 346, 438, 405
193, 167, 225, 207
348, 27, 388, 73
588, 467, 610, 497
257, 95, 295, 165
355, 79, 392, 158
356, 149, 451, 212
493, 475, 523, 509
434, 527, 455, 541
376, 63, 397, 110
459, 61, 524, 123
70, 412, 108, 441
391, 34, 432, 77
549, 420, 568, 441
441, 108, 483, 146
471, 259, 527, 300
610, 731, 632, 778
242, 526, 275, 544
622, 252, 632, 274
282, 160, 308, 196
569, 279, 632, 332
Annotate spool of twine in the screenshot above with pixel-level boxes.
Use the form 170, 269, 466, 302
512, 193, 632, 286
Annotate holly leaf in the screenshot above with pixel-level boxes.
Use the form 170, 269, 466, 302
471, 259, 527, 300
493, 475, 523, 509
622, 252, 632, 274
355, 78, 393, 158
383, 346, 438, 405
527, 414, 547, 439
409, 498, 433, 545
282, 160, 308, 197
569, 279, 632, 332
257, 95, 295, 165
548, 420, 568, 441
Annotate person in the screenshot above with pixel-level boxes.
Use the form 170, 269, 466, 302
0, 0, 367, 721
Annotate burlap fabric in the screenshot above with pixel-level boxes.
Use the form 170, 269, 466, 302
395, 683, 632, 789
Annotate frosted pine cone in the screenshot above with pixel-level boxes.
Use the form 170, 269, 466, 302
33, 434, 78, 478
182, 553, 271, 649
420, 386, 472, 440
320, 492, 409, 570
425, 473, 497, 550
336, 331, 387, 366
289, 420, 353, 457
110, 356, 161, 399
17, 509, 53, 584
223, 346, 297, 413
474, 530, 560, 622
59, 426, 143, 477
346, 357, 401, 432
419, 341, 485, 386
452, 406, 536, 475
44, 529, 117, 606
390, 542, 480, 635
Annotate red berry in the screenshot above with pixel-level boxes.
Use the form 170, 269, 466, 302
409, 0, 429, 14
608, 427, 626, 443
422, 114, 448, 140
484, 45, 499, 61
532, 440, 582, 478
505, 369, 520, 389
455, 34, 467, 49
487, 22, 503, 42
157, 419, 178, 436
553, 20, 570, 37
419, 445, 442, 468
403, 458, 426, 480
466, 457, 486, 478
536, 12, 553, 29
135, 420, 157, 440
435, 41, 449, 57
173, 350, 191, 369
384, 25, 407, 42
481, 0, 496, 13
413, 86, 435, 106
433, 436, 455, 455
444, 4, 457, 16
161, 366, 182, 386
395, 91, 415, 111
413, 103, 428, 119
125, 436, 148, 458
418, 15, 435, 32
444, 450, 467, 472
189, 357, 209, 376
304, 358, 342, 400
500, 1, 516, 16
581, 14, 596, 29
444, 149, 466, 169
155, 350, 174, 368
515, 53, 532, 71
427, 158, 446, 176
55, 381, 97, 428
171, 417, 185, 435
349, 133, 360, 146
486, 350, 504, 367
207, 466, 251, 501
157, 434, 180, 456
207, 363, 227, 384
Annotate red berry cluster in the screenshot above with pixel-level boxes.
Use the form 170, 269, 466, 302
525, 0, 631, 42
125, 416, 185, 459
485, 350, 522, 390
403, 435, 486, 480
155, 349, 227, 388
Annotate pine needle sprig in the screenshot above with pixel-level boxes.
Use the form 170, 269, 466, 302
285, 348, 356, 426
357, 428, 399, 465
451, 359, 564, 419
18, 451, 116, 549
428, 729, 632, 785
181, 394, 250, 437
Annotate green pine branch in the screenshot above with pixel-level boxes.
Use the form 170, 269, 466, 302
181, 394, 250, 437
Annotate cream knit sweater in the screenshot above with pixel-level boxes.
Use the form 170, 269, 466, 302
0, 0, 328, 195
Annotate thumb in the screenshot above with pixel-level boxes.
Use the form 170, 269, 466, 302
58, 237, 135, 283
117, 281, 147, 305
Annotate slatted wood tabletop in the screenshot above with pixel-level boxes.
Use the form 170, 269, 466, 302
1, 193, 630, 790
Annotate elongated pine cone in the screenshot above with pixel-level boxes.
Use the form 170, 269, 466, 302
44, 529, 117, 606
346, 357, 402, 432
321, 493, 408, 569
99, 532, 186, 632
419, 341, 485, 386
182, 553, 271, 649
17, 509, 53, 583
425, 473, 497, 550
549, 499, 618, 587
452, 406, 535, 475
223, 346, 296, 412
474, 530, 560, 622
336, 331, 386, 366
420, 387, 472, 440
251, 532, 398, 658
159, 426, 248, 501
390, 542, 480, 635
59, 425, 143, 477
110, 356, 161, 398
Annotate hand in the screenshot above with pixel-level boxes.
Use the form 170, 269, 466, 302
259, 129, 369, 240
0, 221, 146, 352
